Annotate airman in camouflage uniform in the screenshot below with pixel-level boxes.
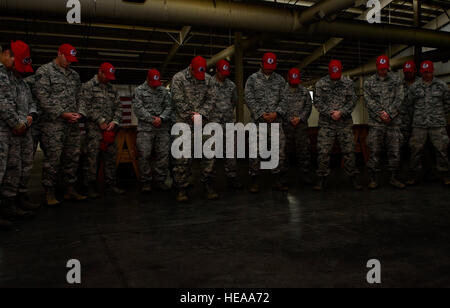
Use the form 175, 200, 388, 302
35, 44, 87, 206
282, 68, 313, 186
245, 53, 287, 193
1, 73, 40, 212
364, 56, 405, 190
133, 69, 172, 193
79, 63, 124, 198
405, 60, 450, 186
207, 59, 242, 190
0, 42, 33, 228
171, 56, 218, 202
400, 61, 420, 147
313, 60, 362, 191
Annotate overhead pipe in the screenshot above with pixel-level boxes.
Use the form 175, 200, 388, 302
2, 0, 450, 49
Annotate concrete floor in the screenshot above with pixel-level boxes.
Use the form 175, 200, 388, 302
1, 153, 450, 288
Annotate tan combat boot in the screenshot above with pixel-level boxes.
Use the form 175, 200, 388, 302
45, 187, 61, 207
205, 183, 219, 201
64, 186, 87, 201
176, 189, 189, 203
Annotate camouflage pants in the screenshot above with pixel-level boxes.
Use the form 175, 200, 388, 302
317, 126, 358, 177
83, 129, 118, 186
0, 132, 11, 187
409, 127, 450, 172
173, 131, 215, 189
1, 129, 34, 197
32, 124, 42, 157
367, 126, 402, 172
137, 130, 170, 184
249, 123, 285, 176
401, 126, 412, 148
283, 123, 310, 173
220, 124, 237, 178
40, 121, 81, 188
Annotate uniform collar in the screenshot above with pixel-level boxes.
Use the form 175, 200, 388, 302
375, 72, 392, 81
258, 69, 275, 81
52, 60, 71, 76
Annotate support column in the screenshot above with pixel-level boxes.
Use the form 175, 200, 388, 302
413, 0, 422, 65
235, 32, 245, 123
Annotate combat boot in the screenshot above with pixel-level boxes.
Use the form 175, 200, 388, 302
406, 172, 420, 186
1, 197, 35, 220
87, 183, 100, 199
368, 172, 379, 190
390, 172, 406, 189
45, 187, 61, 207
64, 185, 88, 201
350, 176, 363, 191
0, 218, 13, 231
105, 185, 125, 195
17, 193, 41, 211
272, 174, 288, 192
176, 189, 189, 203
227, 177, 243, 190
141, 183, 152, 193
313, 177, 326, 191
205, 183, 219, 201
249, 176, 260, 194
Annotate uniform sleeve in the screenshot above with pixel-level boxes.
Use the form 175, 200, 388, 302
160, 90, 173, 120
171, 76, 191, 122
364, 80, 383, 122
245, 75, 264, 120
313, 81, 332, 118
132, 88, 154, 124
0, 72, 22, 129
341, 81, 357, 117
386, 79, 404, 120
24, 82, 37, 115
275, 80, 287, 118
198, 80, 214, 121
300, 89, 313, 123
35, 68, 65, 121
77, 82, 89, 119
444, 83, 450, 116
112, 90, 122, 125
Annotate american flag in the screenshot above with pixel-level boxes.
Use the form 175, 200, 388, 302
120, 97, 133, 127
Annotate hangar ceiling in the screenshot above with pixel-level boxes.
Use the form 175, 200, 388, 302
1, 0, 449, 85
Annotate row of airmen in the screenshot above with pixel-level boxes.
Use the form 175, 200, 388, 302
0, 40, 449, 231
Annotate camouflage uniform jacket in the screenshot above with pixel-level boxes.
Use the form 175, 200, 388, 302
207, 76, 238, 123
245, 70, 286, 122
406, 77, 450, 128
314, 76, 356, 128
14, 75, 37, 123
171, 67, 212, 123
364, 72, 404, 127
79, 75, 122, 129
0, 63, 23, 132
132, 82, 172, 132
23, 75, 41, 122
35, 61, 82, 122
283, 83, 312, 124
399, 77, 420, 128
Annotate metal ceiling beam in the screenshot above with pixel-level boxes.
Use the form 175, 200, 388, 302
342, 8, 450, 78
296, 0, 394, 71
207, 0, 358, 67
161, 26, 192, 75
